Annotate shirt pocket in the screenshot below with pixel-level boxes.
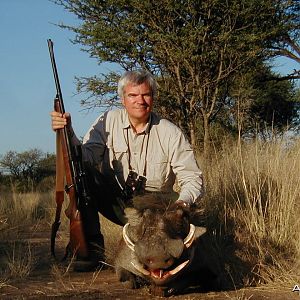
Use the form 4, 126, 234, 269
106, 138, 128, 179
147, 157, 169, 187
112, 145, 128, 169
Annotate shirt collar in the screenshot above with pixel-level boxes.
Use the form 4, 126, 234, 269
122, 110, 152, 134
122, 110, 131, 129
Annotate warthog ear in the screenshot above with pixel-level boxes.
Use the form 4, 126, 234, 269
194, 226, 207, 239
124, 207, 143, 226
167, 238, 185, 258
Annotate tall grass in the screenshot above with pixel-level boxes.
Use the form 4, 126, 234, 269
6, 242, 34, 279
0, 137, 299, 288
0, 188, 55, 239
200, 137, 300, 285
0, 187, 55, 280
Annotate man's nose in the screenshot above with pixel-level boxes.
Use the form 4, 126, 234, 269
136, 94, 146, 102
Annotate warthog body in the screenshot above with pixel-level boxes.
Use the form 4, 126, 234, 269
115, 197, 219, 296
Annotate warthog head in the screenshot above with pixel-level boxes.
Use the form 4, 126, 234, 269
119, 197, 206, 286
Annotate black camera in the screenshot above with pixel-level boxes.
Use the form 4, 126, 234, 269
122, 170, 147, 202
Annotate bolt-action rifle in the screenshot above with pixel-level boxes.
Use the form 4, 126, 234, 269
47, 39, 89, 259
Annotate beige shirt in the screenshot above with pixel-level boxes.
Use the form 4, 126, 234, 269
82, 109, 204, 204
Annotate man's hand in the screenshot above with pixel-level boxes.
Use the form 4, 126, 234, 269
175, 200, 190, 210
50, 111, 71, 131
169, 200, 190, 212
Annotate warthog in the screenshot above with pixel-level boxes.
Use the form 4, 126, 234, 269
115, 196, 219, 296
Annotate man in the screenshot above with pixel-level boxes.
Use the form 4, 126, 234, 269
51, 70, 204, 271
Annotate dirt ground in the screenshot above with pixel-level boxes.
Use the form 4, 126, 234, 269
0, 222, 298, 300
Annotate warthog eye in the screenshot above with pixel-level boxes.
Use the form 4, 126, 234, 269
164, 258, 174, 266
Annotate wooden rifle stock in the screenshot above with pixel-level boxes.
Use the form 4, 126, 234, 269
48, 39, 88, 259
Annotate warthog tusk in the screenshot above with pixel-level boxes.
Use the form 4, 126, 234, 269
131, 261, 150, 276
183, 224, 195, 248
169, 260, 189, 275
131, 259, 190, 279
123, 223, 135, 252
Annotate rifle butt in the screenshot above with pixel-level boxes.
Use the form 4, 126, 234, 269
69, 210, 88, 258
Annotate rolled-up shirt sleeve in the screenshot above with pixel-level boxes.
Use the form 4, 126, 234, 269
170, 131, 204, 204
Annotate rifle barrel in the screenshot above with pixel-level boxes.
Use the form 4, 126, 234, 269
47, 38, 74, 192
47, 39, 65, 114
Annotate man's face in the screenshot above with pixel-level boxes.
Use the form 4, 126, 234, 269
122, 82, 153, 123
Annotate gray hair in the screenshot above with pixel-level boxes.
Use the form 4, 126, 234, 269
117, 70, 157, 99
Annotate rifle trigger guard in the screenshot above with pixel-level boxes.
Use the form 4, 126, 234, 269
65, 184, 74, 193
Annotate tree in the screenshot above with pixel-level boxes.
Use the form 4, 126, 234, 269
0, 149, 41, 180
267, 0, 300, 80
0, 149, 56, 191
250, 72, 299, 135
55, 0, 297, 153
230, 66, 299, 138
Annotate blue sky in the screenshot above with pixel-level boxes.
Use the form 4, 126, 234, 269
0, 0, 298, 156
0, 0, 113, 156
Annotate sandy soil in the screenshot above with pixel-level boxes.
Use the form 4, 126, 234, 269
0, 222, 298, 300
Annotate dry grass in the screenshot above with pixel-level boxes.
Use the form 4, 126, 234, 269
0, 188, 55, 237
0, 187, 55, 282
5, 242, 35, 279
199, 136, 300, 286
224, 291, 254, 300
0, 136, 299, 290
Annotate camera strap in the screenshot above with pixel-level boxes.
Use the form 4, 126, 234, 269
125, 125, 150, 177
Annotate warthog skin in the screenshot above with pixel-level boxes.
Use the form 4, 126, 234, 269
115, 197, 219, 296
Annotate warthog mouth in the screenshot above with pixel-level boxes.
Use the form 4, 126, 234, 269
131, 247, 195, 283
